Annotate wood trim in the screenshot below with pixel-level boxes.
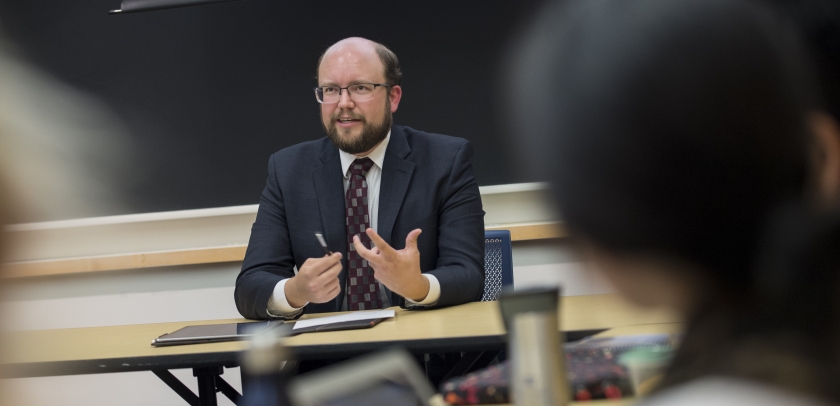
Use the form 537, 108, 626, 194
487, 221, 566, 241
1, 246, 248, 279
0, 222, 564, 279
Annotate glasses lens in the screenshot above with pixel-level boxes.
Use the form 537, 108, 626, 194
320, 86, 341, 103
348, 84, 375, 101
316, 84, 385, 103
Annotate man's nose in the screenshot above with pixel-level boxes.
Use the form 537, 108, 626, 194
337, 89, 355, 109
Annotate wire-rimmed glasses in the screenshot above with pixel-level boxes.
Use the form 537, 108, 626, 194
314, 83, 392, 104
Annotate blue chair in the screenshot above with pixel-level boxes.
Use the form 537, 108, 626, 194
481, 229, 514, 301
429, 230, 513, 385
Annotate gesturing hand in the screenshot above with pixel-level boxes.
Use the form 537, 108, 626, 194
285, 252, 343, 308
353, 228, 430, 302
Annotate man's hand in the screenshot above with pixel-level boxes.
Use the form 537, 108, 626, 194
285, 252, 343, 308
353, 228, 430, 302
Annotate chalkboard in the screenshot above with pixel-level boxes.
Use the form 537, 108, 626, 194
0, 0, 543, 217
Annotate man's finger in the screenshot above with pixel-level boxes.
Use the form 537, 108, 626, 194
314, 252, 342, 276
365, 228, 395, 255
405, 229, 422, 250
321, 275, 341, 292
314, 282, 341, 303
316, 260, 342, 283
353, 235, 381, 265
325, 284, 341, 300
352, 234, 372, 255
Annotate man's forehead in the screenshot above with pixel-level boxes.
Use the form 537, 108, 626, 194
325, 39, 376, 60
319, 38, 384, 79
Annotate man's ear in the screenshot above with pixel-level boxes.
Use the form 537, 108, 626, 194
389, 85, 402, 113
810, 112, 840, 205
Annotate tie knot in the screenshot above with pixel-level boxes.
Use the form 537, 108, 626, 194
348, 157, 375, 177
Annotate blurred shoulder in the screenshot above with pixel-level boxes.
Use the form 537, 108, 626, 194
640, 377, 830, 406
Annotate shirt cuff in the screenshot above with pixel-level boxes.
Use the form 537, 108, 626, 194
405, 274, 440, 306
267, 278, 306, 318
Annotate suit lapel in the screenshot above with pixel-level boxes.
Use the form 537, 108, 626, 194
378, 127, 415, 250
379, 128, 415, 308
312, 141, 347, 311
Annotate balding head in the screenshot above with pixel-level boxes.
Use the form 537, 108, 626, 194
317, 37, 402, 86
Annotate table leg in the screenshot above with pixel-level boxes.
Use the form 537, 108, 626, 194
153, 370, 199, 406
193, 367, 222, 406
153, 367, 242, 406
216, 375, 242, 404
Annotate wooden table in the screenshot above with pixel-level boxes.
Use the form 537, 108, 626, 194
0, 294, 679, 405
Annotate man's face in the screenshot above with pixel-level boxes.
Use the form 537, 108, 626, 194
318, 42, 401, 155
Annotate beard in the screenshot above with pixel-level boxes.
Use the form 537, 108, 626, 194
324, 100, 392, 155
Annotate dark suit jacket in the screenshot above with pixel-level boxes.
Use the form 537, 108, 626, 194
235, 125, 485, 320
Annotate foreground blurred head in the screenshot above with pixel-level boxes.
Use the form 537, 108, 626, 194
510, 0, 840, 398
0, 172, 10, 259
764, 0, 840, 205
511, 0, 817, 310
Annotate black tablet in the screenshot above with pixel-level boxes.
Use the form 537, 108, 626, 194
151, 317, 389, 347
151, 321, 292, 347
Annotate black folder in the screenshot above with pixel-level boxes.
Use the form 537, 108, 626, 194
151, 318, 386, 347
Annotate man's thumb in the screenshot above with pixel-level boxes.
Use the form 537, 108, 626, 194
405, 229, 422, 249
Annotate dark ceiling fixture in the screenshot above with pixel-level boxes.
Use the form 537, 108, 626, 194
110, 0, 246, 14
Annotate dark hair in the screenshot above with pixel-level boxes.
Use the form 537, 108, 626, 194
373, 42, 402, 86
316, 40, 402, 86
510, 0, 840, 399
765, 0, 840, 120
512, 0, 817, 285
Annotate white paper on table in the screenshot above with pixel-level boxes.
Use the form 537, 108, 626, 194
292, 309, 395, 330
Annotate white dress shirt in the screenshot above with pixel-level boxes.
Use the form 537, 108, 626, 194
267, 131, 441, 317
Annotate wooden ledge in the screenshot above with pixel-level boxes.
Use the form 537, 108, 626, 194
0, 246, 249, 279
0, 222, 565, 279
486, 221, 566, 241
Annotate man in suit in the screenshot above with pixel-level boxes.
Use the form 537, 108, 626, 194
235, 37, 485, 320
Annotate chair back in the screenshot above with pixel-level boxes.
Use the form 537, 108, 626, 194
481, 229, 514, 301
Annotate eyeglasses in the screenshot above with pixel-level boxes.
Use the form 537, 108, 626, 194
314, 83, 392, 104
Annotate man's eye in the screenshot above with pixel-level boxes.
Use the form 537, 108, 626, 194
353, 85, 371, 93
322, 87, 338, 94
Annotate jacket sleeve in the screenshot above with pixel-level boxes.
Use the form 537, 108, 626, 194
234, 154, 299, 320
420, 140, 486, 308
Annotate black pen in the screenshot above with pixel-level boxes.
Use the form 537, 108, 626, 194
314, 232, 332, 256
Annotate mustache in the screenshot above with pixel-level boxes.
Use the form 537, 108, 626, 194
331, 111, 365, 121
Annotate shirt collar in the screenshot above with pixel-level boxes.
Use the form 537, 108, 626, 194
339, 130, 391, 178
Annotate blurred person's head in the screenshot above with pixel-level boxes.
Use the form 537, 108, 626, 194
510, 0, 840, 399
0, 36, 132, 222
316, 37, 403, 156
0, 145, 15, 262
0, 177, 7, 249
764, 0, 840, 205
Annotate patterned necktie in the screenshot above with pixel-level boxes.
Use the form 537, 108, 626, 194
345, 158, 382, 310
